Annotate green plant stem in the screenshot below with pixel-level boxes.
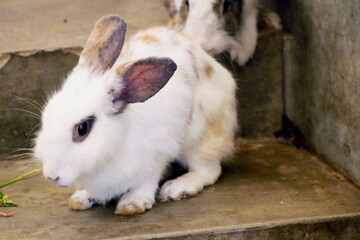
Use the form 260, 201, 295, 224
0, 168, 42, 189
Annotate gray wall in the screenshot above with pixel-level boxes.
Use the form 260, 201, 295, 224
0, 51, 78, 155
284, 0, 360, 185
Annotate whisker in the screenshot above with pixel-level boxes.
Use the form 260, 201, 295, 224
26, 123, 42, 143
7, 153, 34, 160
23, 162, 43, 172
9, 148, 33, 154
12, 95, 43, 107
9, 108, 41, 120
11, 97, 43, 113
10, 147, 33, 151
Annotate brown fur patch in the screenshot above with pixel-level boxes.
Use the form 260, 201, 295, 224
199, 103, 204, 115
210, 112, 226, 138
176, 29, 191, 40
168, 16, 177, 29
205, 64, 214, 78
187, 49, 199, 80
115, 62, 131, 76
138, 33, 160, 44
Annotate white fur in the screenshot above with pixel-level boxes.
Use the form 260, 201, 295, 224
166, 0, 258, 66
35, 24, 237, 215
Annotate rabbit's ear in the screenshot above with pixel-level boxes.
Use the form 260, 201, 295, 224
108, 57, 177, 112
81, 15, 127, 71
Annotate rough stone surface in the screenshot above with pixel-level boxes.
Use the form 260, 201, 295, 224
283, 1, 360, 186
1, 140, 360, 239
216, 30, 283, 137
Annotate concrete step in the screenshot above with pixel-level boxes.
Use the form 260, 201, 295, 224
1, 139, 360, 239
0, 0, 283, 155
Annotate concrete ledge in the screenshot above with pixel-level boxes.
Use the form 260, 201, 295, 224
130, 216, 360, 240
1, 140, 360, 239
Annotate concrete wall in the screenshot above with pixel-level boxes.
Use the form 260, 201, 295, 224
0, 51, 78, 155
217, 31, 283, 138
284, 0, 360, 185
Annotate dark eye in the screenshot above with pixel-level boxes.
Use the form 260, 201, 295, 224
223, 0, 233, 14
73, 116, 95, 142
185, 0, 189, 8
78, 121, 90, 136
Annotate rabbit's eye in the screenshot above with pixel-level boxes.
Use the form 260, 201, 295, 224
185, 0, 189, 8
223, 0, 233, 14
78, 121, 90, 136
73, 116, 95, 142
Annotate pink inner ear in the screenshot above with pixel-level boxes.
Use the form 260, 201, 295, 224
116, 58, 177, 104
130, 64, 162, 85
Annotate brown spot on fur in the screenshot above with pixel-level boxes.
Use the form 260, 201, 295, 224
168, 16, 177, 29
176, 29, 191, 39
210, 111, 226, 138
150, 26, 161, 31
199, 103, 204, 114
115, 62, 131, 76
205, 64, 214, 78
138, 33, 160, 44
187, 49, 199, 80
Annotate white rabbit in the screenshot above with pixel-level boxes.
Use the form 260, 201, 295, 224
34, 14, 237, 215
164, 0, 259, 66
163, 0, 282, 66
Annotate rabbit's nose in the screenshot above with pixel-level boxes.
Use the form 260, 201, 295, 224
48, 176, 60, 183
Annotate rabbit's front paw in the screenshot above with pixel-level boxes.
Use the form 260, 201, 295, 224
115, 194, 153, 215
68, 190, 96, 211
159, 175, 204, 202
230, 47, 252, 66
